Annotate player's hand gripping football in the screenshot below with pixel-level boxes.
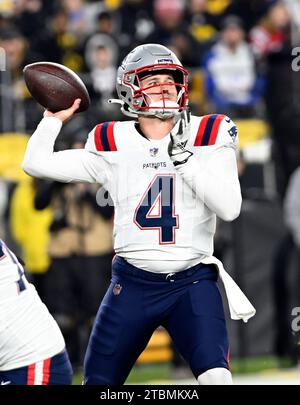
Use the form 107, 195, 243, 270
168, 108, 193, 166
44, 98, 81, 123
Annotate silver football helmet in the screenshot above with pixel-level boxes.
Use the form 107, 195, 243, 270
109, 44, 189, 119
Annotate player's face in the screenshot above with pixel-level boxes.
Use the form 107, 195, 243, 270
139, 74, 178, 104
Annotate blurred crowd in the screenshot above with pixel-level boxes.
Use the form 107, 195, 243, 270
1, 0, 300, 371
0, 0, 296, 130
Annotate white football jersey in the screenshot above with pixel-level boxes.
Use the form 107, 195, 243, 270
84, 114, 240, 271
22, 114, 256, 322
0, 240, 65, 371
23, 114, 241, 273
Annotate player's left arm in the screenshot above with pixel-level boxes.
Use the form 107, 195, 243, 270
169, 113, 242, 221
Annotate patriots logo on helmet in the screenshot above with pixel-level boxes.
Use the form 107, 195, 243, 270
113, 283, 122, 296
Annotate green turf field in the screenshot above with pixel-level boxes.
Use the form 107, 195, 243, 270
72, 356, 296, 384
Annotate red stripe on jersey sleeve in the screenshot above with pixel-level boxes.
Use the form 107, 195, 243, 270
107, 122, 117, 151
194, 115, 210, 146
208, 114, 225, 145
94, 124, 104, 151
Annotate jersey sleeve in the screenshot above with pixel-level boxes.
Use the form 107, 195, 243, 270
22, 117, 109, 185
215, 115, 238, 148
193, 114, 238, 149
85, 122, 117, 153
85, 127, 98, 153
176, 114, 241, 221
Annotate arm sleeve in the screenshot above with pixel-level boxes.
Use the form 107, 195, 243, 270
284, 168, 300, 247
22, 117, 109, 185
175, 117, 242, 221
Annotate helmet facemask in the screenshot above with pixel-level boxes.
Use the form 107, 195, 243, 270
118, 64, 189, 119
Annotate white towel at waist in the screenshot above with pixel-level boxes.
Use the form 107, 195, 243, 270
201, 256, 256, 323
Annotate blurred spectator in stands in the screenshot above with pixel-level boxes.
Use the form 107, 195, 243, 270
34, 135, 114, 369
0, 0, 56, 43
225, 0, 274, 32
86, 42, 116, 99
250, 1, 290, 60
203, 15, 265, 117
0, 28, 42, 133
10, 178, 53, 301
83, 32, 121, 126
81, 10, 119, 69
250, 2, 294, 197
145, 0, 199, 67
95, 10, 118, 39
0, 13, 14, 32
117, 0, 154, 59
185, 0, 221, 60
62, 0, 105, 40
13, 0, 49, 41
32, 4, 87, 72
31, 7, 69, 64
283, 0, 300, 44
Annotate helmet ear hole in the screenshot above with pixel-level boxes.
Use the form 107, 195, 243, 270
121, 91, 127, 97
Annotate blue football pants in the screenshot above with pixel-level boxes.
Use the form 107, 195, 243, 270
84, 256, 229, 384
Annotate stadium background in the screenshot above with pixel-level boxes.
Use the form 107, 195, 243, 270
1, 0, 300, 384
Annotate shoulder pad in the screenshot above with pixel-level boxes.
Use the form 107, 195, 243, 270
85, 121, 117, 153
194, 114, 238, 147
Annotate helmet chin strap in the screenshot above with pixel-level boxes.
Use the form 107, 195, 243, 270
108, 98, 138, 118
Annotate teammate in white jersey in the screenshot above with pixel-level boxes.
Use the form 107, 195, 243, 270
0, 240, 72, 385
22, 44, 255, 385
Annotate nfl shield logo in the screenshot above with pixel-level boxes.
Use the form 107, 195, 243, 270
113, 283, 122, 295
150, 147, 159, 157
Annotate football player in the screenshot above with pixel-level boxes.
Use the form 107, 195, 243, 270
22, 44, 255, 385
0, 240, 72, 385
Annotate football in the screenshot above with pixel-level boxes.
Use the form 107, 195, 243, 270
23, 62, 90, 113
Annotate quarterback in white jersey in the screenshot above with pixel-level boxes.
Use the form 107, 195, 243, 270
22, 44, 255, 385
0, 240, 72, 384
